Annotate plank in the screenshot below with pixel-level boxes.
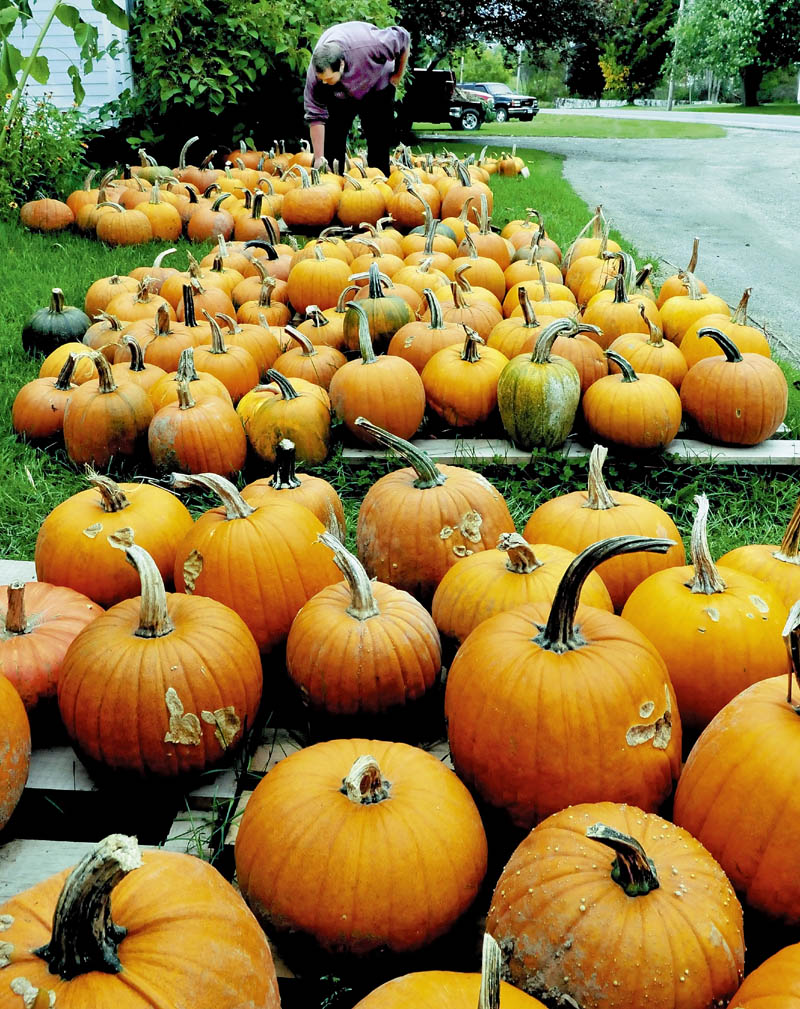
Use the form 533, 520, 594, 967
0, 560, 36, 584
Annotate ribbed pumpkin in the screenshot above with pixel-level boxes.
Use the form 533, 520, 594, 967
422, 327, 508, 428
62, 351, 155, 467
0, 671, 30, 831
235, 738, 488, 953
496, 317, 582, 450
298, 299, 348, 351
607, 305, 688, 389
281, 165, 338, 229
148, 346, 233, 410
0, 581, 102, 712
523, 445, 685, 611
34, 471, 194, 607
582, 350, 682, 451
20, 194, 74, 231
287, 244, 351, 313
12, 352, 78, 441
660, 272, 729, 344
622, 494, 790, 731
113, 304, 194, 371
273, 325, 346, 389
58, 533, 262, 777
717, 489, 800, 609
329, 302, 426, 443
109, 335, 166, 396
241, 438, 345, 540
679, 287, 770, 368
680, 327, 788, 445
356, 420, 515, 606
581, 272, 651, 348
193, 313, 259, 404
486, 285, 547, 359
82, 311, 125, 360
673, 600, 800, 924
487, 802, 744, 1009
432, 532, 613, 647
0, 835, 281, 1008
286, 533, 441, 715
247, 369, 330, 466
84, 273, 139, 319
445, 536, 682, 828
171, 473, 340, 654
342, 262, 415, 353
387, 287, 464, 373
728, 942, 800, 1007
95, 201, 153, 245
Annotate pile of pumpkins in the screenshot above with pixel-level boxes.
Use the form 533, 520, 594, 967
14, 193, 788, 476
2, 414, 800, 1006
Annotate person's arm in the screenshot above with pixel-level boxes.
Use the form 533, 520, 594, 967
309, 121, 326, 168
389, 43, 409, 87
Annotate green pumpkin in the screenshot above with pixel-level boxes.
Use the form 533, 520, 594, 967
497, 317, 581, 449
21, 288, 91, 356
342, 261, 414, 354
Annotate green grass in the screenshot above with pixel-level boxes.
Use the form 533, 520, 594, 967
414, 116, 726, 139
673, 102, 800, 115
2, 145, 798, 565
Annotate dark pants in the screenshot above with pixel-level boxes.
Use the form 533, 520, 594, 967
324, 85, 395, 176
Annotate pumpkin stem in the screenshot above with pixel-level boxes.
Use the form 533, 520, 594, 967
108, 532, 175, 638
4, 582, 28, 635
497, 533, 541, 574
688, 494, 727, 594
88, 351, 118, 394
53, 352, 79, 391
776, 492, 800, 563
175, 347, 200, 383
176, 378, 196, 411
604, 349, 638, 383
284, 325, 317, 357
536, 536, 674, 653
731, 288, 752, 326
585, 823, 660, 897
640, 304, 663, 346
121, 335, 146, 373
347, 301, 377, 365
783, 599, 800, 709
272, 439, 302, 489
169, 472, 255, 521
517, 286, 540, 328
696, 327, 743, 364
85, 469, 131, 513
531, 318, 576, 364
479, 933, 502, 1009
318, 532, 379, 620
421, 288, 446, 330
265, 369, 300, 401
460, 326, 484, 363
685, 237, 700, 275
354, 418, 447, 489
33, 834, 142, 980
341, 755, 391, 804
584, 445, 617, 511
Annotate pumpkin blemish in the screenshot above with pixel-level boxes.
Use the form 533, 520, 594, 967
163, 687, 202, 745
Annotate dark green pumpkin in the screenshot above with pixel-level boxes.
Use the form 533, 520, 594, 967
343, 262, 414, 354
22, 288, 91, 356
497, 317, 581, 449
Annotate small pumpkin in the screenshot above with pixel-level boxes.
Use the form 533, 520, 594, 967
272, 325, 346, 390
679, 287, 771, 368
422, 326, 508, 428
12, 352, 79, 441
387, 287, 464, 373
20, 194, 74, 231
342, 262, 414, 353
21, 288, 90, 356
247, 369, 331, 466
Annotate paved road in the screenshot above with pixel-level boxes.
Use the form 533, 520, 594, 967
540, 107, 800, 134
423, 119, 800, 365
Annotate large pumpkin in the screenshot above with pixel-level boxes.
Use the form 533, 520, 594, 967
445, 535, 682, 828
235, 738, 488, 954
58, 533, 262, 777
0, 834, 281, 1008
487, 802, 744, 1009
356, 420, 515, 606
0, 672, 30, 832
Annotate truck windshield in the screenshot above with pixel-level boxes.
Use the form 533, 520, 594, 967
487, 84, 514, 95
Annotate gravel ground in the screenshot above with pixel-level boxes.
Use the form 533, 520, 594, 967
424, 125, 800, 365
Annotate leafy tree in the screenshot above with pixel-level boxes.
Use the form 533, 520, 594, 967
601, 0, 678, 102
672, 0, 800, 105
564, 40, 606, 100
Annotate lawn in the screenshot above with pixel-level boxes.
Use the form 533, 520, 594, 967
413, 116, 726, 139
674, 102, 800, 115
2, 141, 798, 566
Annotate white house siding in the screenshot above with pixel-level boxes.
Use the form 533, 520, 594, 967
8, 0, 132, 112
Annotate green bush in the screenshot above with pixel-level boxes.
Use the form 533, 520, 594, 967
0, 95, 91, 216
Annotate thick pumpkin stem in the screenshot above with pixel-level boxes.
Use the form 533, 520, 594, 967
585, 823, 660, 897
604, 349, 638, 383
175, 347, 200, 383
421, 288, 446, 330
536, 535, 674, 653
479, 934, 502, 1009
777, 493, 800, 562
176, 378, 195, 411
86, 470, 131, 513
689, 494, 727, 594
732, 289, 752, 326
680, 271, 704, 302
265, 369, 300, 401
170, 472, 255, 520
611, 272, 629, 304
4, 583, 27, 635
783, 599, 800, 708
531, 318, 576, 364
497, 533, 541, 574
584, 445, 618, 511
318, 532, 379, 620
121, 335, 146, 373
354, 418, 447, 489
517, 286, 540, 328
202, 312, 230, 355
33, 834, 142, 980
284, 325, 317, 357
366, 261, 387, 300
348, 302, 377, 365
108, 533, 174, 637
696, 327, 743, 364
272, 439, 302, 489
640, 304, 663, 346
461, 327, 484, 363
341, 755, 391, 804
89, 351, 118, 394
54, 352, 79, 390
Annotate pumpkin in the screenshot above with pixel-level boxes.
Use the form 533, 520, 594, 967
175, 276, 235, 324
235, 738, 488, 953
337, 175, 386, 227
115, 302, 194, 372
496, 317, 582, 450
298, 300, 349, 352
452, 228, 506, 303
106, 278, 177, 325
109, 335, 166, 395
621, 493, 790, 730
581, 271, 651, 347
445, 535, 681, 827
679, 287, 771, 368
242, 437, 345, 540
84, 273, 139, 319
62, 351, 155, 467
440, 159, 493, 220
486, 285, 546, 359
717, 489, 800, 609
487, 802, 744, 1009
281, 165, 338, 229
582, 349, 682, 451
356, 419, 515, 605
672, 599, 800, 924
550, 319, 608, 394
148, 346, 233, 410
656, 236, 708, 307
215, 312, 283, 379
287, 243, 351, 314
432, 532, 613, 648
680, 327, 788, 445
34, 471, 194, 607
127, 247, 181, 292
137, 183, 182, 240
82, 311, 126, 360
186, 192, 235, 242
20, 194, 74, 231
247, 369, 330, 466
12, 352, 78, 441
387, 287, 464, 373
329, 302, 426, 443
273, 325, 346, 389
58, 533, 262, 777
0, 581, 102, 712
0, 671, 29, 831
286, 532, 442, 715
522, 444, 685, 611
422, 327, 508, 428
462, 193, 512, 270
728, 942, 800, 1007
607, 304, 688, 389
21, 288, 90, 356
342, 262, 414, 353
504, 262, 576, 318
193, 313, 260, 404
0, 834, 281, 1008
95, 201, 153, 245
659, 272, 729, 344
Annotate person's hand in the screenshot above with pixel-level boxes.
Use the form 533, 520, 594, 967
313, 156, 326, 170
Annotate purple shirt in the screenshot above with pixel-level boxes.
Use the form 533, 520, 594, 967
304, 21, 410, 123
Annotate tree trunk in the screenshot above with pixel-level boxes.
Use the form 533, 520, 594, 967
740, 64, 763, 106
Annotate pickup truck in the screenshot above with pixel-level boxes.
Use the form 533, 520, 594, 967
461, 82, 539, 122
395, 68, 494, 139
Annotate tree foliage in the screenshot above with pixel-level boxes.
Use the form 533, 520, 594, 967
600, 0, 678, 101
564, 40, 606, 99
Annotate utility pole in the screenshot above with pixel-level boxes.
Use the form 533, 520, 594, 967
516, 46, 522, 91
666, 0, 686, 111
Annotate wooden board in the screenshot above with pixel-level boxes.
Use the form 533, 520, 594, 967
0, 559, 35, 584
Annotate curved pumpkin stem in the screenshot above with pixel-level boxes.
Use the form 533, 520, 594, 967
531, 318, 576, 364
354, 418, 446, 489
347, 301, 377, 365
584, 445, 617, 511
689, 494, 726, 595
318, 532, 379, 620
604, 349, 639, 383
585, 823, 660, 897
341, 755, 391, 804
108, 532, 174, 638
460, 326, 484, 363
85, 469, 131, 513
696, 327, 743, 364
776, 492, 800, 563
33, 834, 142, 980
169, 472, 255, 521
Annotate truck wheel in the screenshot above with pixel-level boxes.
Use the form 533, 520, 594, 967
495, 108, 508, 123
460, 110, 480, 131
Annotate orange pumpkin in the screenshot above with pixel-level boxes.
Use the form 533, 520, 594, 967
247, 369, 330, 466
12, 352, 79, 441
0, 658, 30, 831
421, 327, 508, 428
